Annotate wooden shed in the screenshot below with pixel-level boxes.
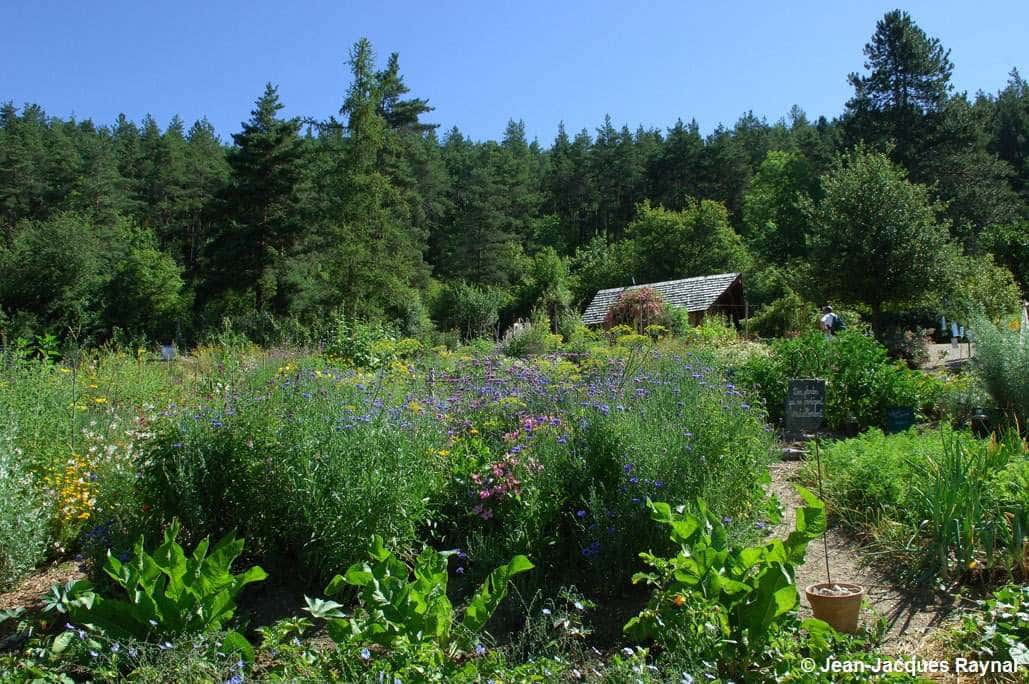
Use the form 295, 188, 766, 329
581, 272, 745, 327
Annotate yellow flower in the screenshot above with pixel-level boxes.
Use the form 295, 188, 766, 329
94, 397, 107, 405
673, 594, 686, 607
408, 401, 422, 414
59, 367, 71, 374
468, 427, 479, 436
437, 450, 450, 458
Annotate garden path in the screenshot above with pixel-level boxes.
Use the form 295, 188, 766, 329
768, 458, 959, 657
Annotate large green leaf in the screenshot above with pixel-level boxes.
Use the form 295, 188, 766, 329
461, 555, 534, 636
737, 564, 798, 641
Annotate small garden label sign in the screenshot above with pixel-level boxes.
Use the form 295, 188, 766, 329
785, 378, 826, 433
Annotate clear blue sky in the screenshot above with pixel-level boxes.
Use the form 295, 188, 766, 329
3, 1, 1026, 144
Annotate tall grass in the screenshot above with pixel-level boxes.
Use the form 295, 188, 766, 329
972, 316, 1029, 429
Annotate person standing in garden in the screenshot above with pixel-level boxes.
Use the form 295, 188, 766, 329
820, 306, 839, 338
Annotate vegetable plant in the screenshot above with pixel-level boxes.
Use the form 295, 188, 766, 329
47, 520, 266, 659
625, 489, 827, 679
305, 535, 533, 668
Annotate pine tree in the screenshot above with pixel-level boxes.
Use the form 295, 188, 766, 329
203, 83, 307, 314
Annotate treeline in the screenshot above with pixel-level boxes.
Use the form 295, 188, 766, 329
1, 11, 1027, 346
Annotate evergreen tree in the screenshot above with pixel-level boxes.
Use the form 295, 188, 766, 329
843, 9, 954, 172
204, 83, 307, 314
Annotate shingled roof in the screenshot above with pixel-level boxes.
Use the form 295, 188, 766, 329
581, 272, 741, 325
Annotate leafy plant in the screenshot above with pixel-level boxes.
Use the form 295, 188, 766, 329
736, 330, 930, 430
624, 490, 826, 679
947, 583, 1029, 668
48, 520, 266, 659
306, 535, 533, 663
807, 427, 1028, 584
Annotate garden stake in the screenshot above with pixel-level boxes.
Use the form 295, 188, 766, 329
815, 440, 832, 586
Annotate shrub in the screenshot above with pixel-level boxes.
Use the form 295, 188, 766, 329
143, 374, 448, 581
736, 330, 929, 431
747, 288, 814, 338
499, 311, 553, 358
432, 282, 510, 340
685, 314, 738, 347
0, 423, 50, 590
971, 316, 1029, 429
325, 313, 399, 369
603, 288, 665, 332
624, 493, 826, 680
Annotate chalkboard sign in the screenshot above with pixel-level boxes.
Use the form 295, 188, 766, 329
784, 378, 826, 433
885, 407, 915, 434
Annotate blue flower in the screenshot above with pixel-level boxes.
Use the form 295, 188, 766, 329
360, 647, 372, 661
475, 643, 487, 656
576, 510, 587, 519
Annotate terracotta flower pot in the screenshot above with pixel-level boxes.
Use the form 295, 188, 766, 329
805, 582, 864, 633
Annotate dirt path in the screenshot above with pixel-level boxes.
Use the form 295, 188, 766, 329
768, 458, 958, 656
0, 560, 84, 613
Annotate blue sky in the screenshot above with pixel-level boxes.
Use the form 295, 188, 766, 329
3, 1, 1026, 144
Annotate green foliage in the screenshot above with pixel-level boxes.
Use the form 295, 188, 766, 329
946, 253, 1022, 323
0, 422, 49, 590
325, 313, 399, 369
947, 584, 1029, 667
971, 316, 1029, 429
805, 428, 1028, 583
308, 535, 532, 665
624, 492, 825, 678
499, 310, 557, 358
431, 281, 510, 340
626, 200, 751, 284
685, 314, 738, 347
747, 288, 815, 338
743, 150, 819, 261
806, 147, 958, 317
736, 330, 929, 431
51, 520, 265, 651
982, 220, 1029, 292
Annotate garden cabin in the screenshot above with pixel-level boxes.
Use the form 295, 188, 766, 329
581, 272, 745, 327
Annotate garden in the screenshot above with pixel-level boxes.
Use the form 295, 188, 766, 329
0, 308, 1025, 683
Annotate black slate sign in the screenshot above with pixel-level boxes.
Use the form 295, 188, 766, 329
785, 378, 826, 433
